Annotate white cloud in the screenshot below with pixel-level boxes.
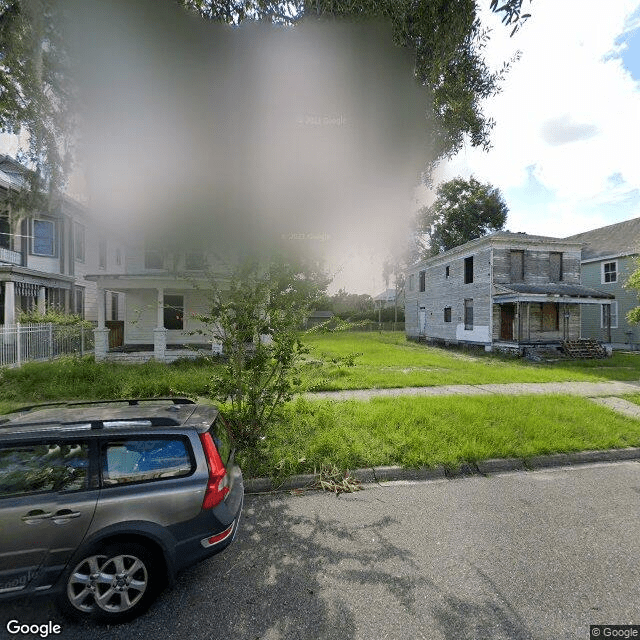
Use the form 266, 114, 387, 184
436, 0, 640, 238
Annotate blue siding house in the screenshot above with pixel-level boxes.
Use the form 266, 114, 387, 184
566, 217, 640, 349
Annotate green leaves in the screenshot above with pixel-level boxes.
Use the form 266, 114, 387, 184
418, 175, 508, 255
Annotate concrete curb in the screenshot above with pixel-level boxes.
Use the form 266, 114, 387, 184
243, 447, 640, 493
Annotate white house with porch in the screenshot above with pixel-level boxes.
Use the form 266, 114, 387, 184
86, 245, 227, 362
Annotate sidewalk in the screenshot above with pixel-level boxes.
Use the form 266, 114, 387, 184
305, 380, 640, 401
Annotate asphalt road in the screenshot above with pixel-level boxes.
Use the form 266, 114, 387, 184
2, 461, 640, 640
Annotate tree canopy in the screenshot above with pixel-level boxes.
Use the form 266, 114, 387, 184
0, 0, 531, 208
418, 175, 508, 256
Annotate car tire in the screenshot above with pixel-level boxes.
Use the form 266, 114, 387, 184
57, 542, 161, 623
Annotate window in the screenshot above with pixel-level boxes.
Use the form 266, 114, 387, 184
602, 261, 617, 284
0, 442, 89, 497
549, 252, 563, 282
541, 302, 559, 332
444, 307, 452, 323
464, 299, 473, 330
445, 266, 450, 278
0, 215, 10, 249
601, 302, 618, 329
99, 239, 107, 269
145, 246, 164, 269
464, 256, 474, 284
111, 292, 119, 321
115, 247, 122, 266
74, 286, 84, 318
185, 252, 206, 270
32, 219, 56, 256
164, 294, 184, 330
419, 270, 426, 292
74, 223, 85, 262
510, 250, 524, 282
408, 274, 414, 291
101, 438, 192, 486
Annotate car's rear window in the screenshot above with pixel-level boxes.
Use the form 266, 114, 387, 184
101, 437, 193, 486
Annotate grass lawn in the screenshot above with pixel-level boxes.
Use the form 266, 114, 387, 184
299, 331, 640, 390
245, 394, 640, 479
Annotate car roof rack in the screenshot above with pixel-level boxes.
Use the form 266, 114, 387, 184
9, 397, 196, 414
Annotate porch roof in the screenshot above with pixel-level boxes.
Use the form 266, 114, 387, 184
493, 283, 614, 304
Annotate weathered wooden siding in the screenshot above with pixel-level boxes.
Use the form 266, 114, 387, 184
406, 246, 492, 344
493, 246, 581, 285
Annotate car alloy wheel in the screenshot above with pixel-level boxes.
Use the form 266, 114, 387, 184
62, 543, 157, 622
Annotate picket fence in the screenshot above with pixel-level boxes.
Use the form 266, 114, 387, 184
0, 323, 94, 368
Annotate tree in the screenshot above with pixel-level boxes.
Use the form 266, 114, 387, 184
0, 0, 74, 210
625, 260, 640, 325
418, 175, 508, 255
193, 256, 330, 450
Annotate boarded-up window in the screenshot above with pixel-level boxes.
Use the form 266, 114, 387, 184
464, 299, 473, 330
419, 271, 426, 292
444, 307, 451, 323
549, 252, 563, 282
464, 257, 474, 284
541, 302, 559, 332
510, 250, 524, 282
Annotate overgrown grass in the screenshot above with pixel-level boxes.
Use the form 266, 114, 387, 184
299, 331, 640, 390
242, 395, 640, 478
0, 356, 219, 412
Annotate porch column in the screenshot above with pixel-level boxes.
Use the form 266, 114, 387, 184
37, 287, 46, 315
153, 287, 166, 361
93, 286, 109, 361
4, 281, 15, 325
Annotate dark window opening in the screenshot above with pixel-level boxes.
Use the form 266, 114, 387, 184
164, 295, 184, 330
145, 246, 164, 269
464, 257, 474, 284
444, 307, 452, 323
0, 215, 10, 249
419, 270, 426, 292
445, 266, 450, 278
186, 252, 206, 270
464, 299, 473, 330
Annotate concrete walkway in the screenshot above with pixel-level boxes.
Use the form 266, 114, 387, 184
305, 380, 640, 401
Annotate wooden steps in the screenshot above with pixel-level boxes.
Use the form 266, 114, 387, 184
561, 339, 607, 359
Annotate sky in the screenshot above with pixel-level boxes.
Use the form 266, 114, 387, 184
2, 1, 640, 296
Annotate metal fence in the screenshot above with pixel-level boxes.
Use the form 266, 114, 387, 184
0, 323, 94, 368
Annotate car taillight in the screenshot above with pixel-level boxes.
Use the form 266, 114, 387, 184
199, 432, 230, 509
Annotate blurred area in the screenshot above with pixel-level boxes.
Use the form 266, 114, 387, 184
61, 0, 433, 267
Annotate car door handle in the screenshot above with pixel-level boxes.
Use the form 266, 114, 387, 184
52, 509, 82, 523
22, 510, 54, 523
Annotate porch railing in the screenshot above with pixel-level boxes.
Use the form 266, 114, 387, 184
0, 247, 22, 265
0, 323, 94, 368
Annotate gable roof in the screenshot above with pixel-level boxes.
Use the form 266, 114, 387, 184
564, 217, 640, 261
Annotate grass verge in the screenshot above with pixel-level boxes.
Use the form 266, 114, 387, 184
242, 395, 640, 479
299, 332, 640, 390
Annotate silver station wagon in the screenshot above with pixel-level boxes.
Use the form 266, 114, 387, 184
0, 398, 243, 623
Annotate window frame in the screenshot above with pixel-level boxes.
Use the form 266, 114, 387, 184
31, 218, 57, 257
74, 222, 85, 263
464, 256, 474, 284
464, 299, 473, 330
164, 294, 184, 330
601, 301, 618, 329
444, 307, 452, 323
540, 302, 559, 332
549, 251, 563, 283
98, 238, 107, 270
418, 270, 426, 292
601, 261, 618, 284
510, 250, 524, 283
